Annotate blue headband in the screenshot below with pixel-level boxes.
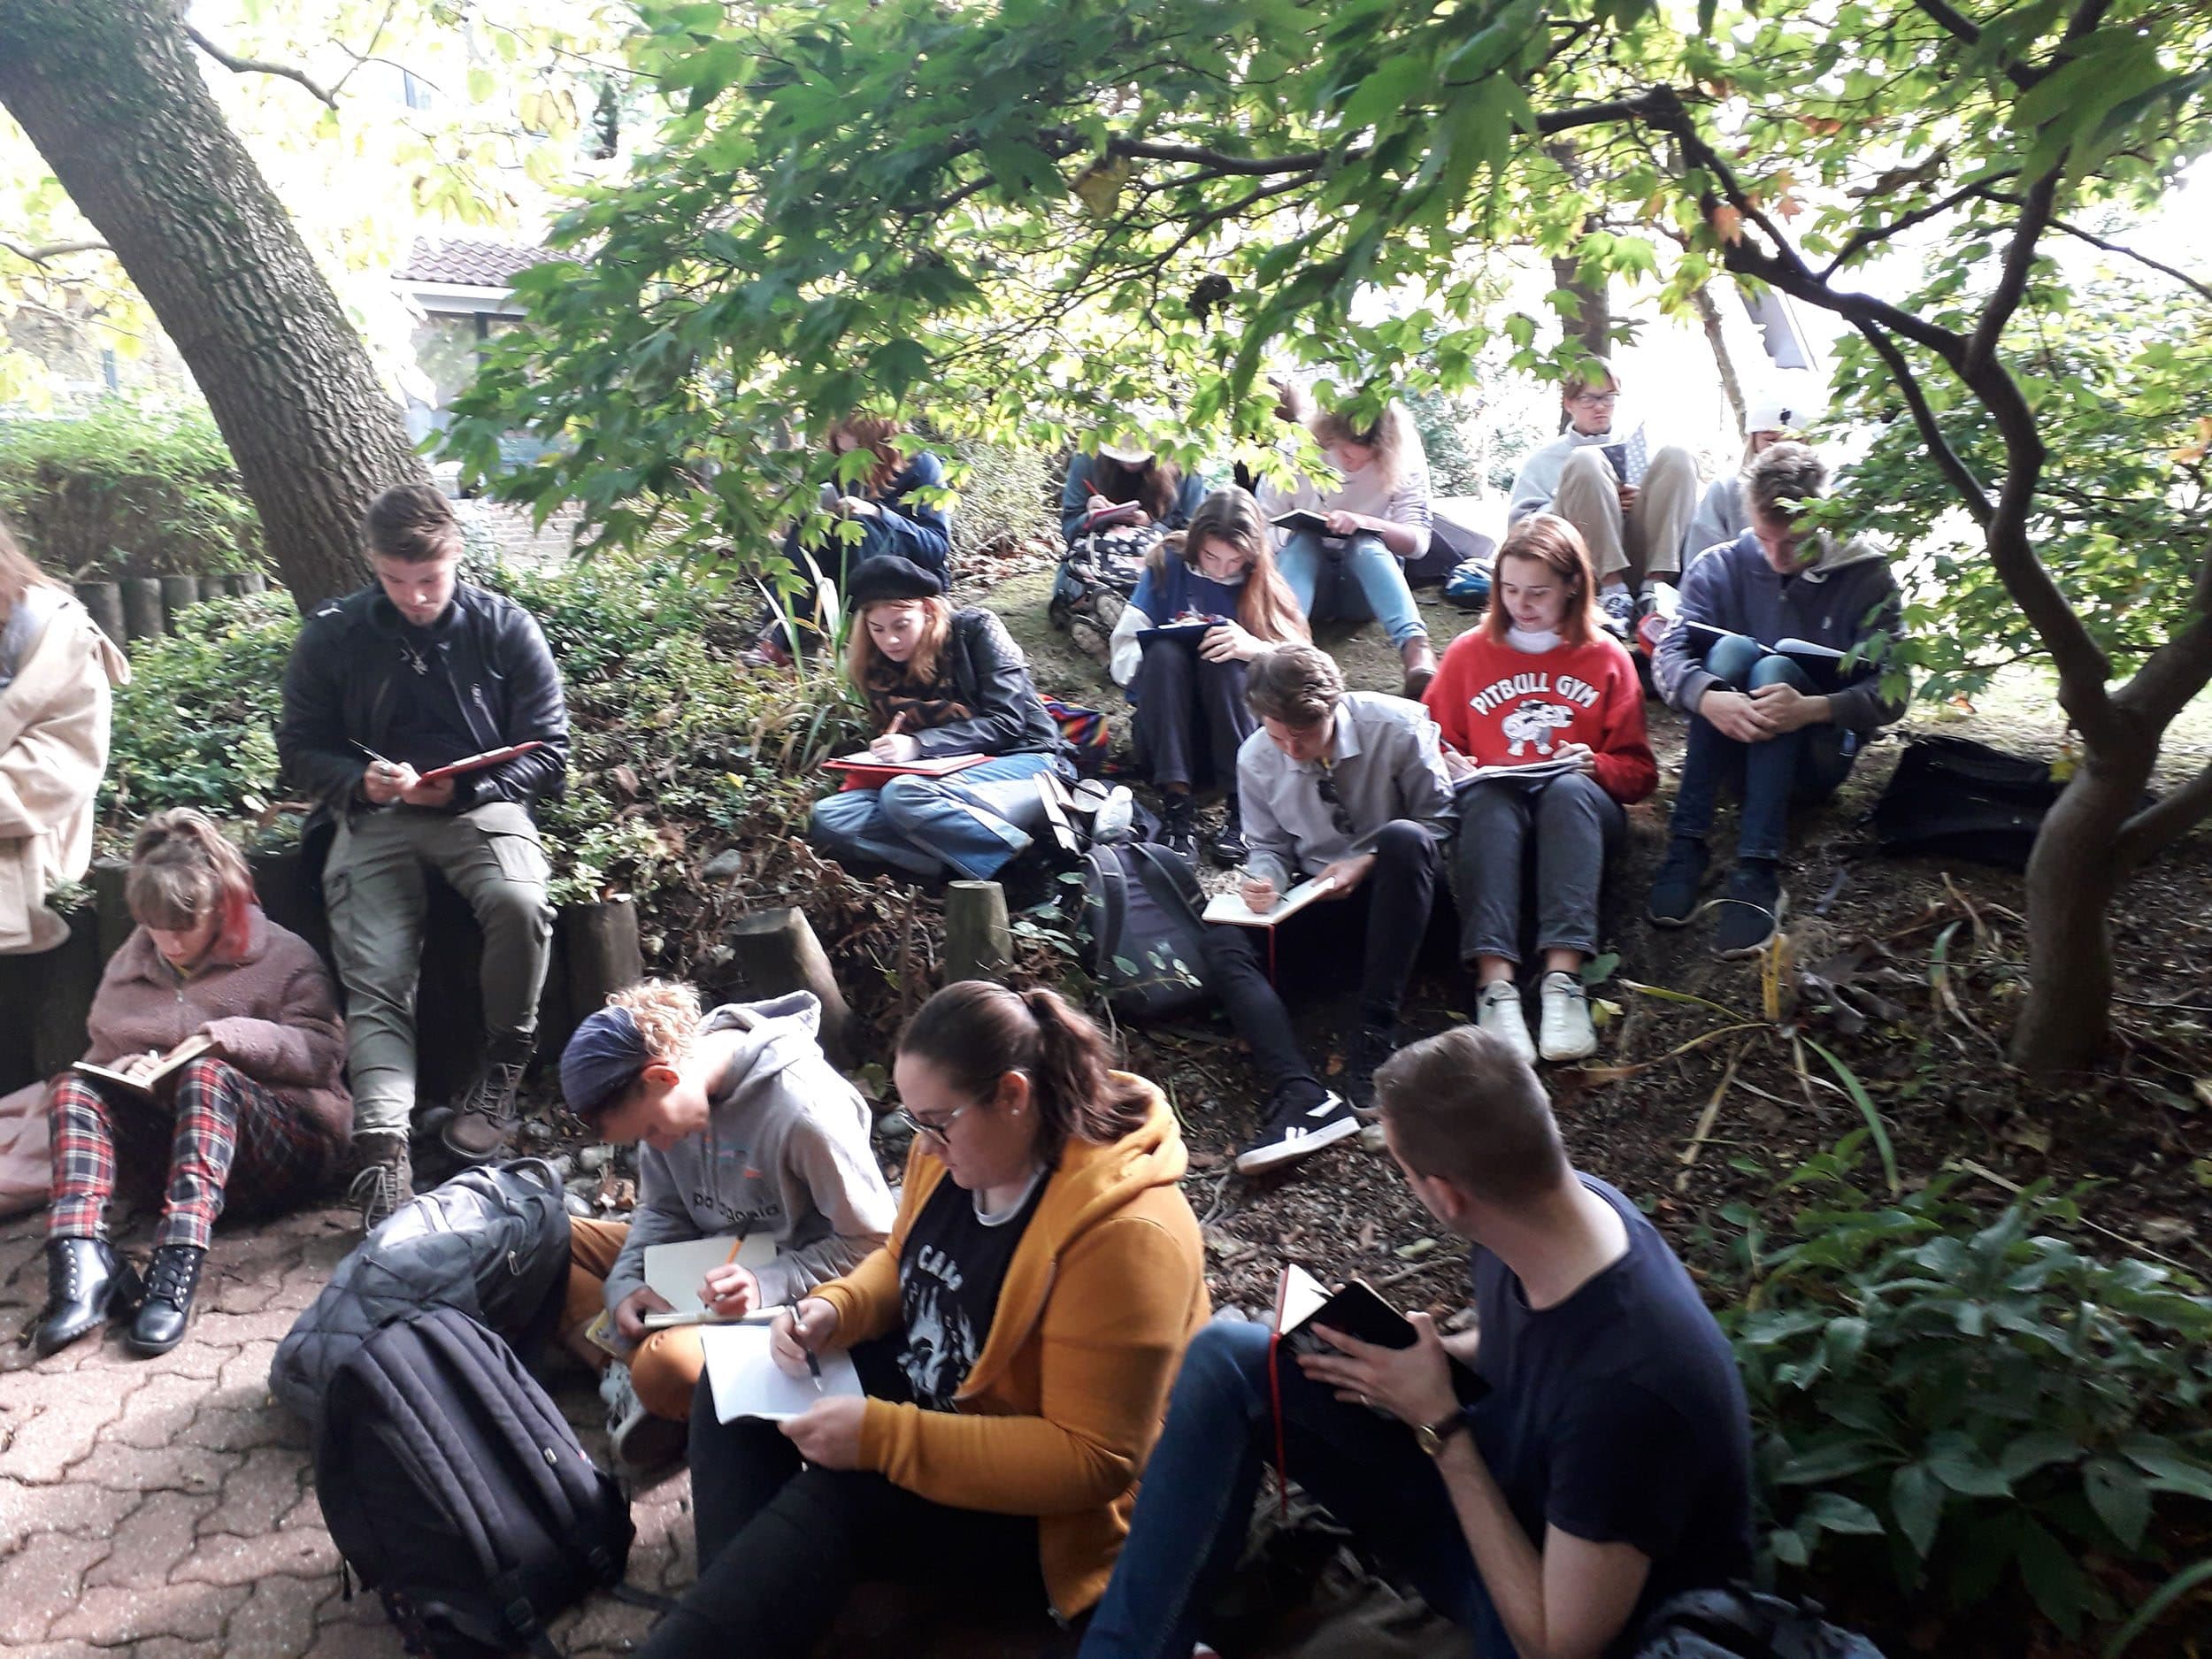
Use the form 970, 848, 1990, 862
561, 1005, 650, 1118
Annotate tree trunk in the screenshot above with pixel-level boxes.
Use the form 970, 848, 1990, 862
0, 0, 424, 608
2011, 741, 2157, 1072
1688, 283, 1747, 438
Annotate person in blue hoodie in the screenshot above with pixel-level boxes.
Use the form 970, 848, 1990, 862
1060, 431, 1208, 547
1648, 442, 1906, 956
556, 980, 897, 1471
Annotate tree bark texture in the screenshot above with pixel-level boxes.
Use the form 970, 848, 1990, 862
0, 0, 424, 607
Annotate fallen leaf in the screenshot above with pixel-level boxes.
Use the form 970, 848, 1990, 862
2190, 1079, 2212, 1111
1357, 1219, 1379, 1253
1394, 1237, 1437, 1261
610, 764, 642, 796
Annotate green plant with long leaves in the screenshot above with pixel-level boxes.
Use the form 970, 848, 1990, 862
1725, 1138, 2212, 1647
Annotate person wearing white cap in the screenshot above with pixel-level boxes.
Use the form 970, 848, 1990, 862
1060, 428, 1208, 546
1681, 392, 1810, 565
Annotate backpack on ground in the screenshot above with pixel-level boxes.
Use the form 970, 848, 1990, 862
271, 1157, 572, 1431
1868, 734, 2085, 872
1079, 841, 1216, 1021
1049, 523, 1164, 666
1631, 1586, 1887, 1659
313, 1306, 650, 1659
1444, 556, 1493, 611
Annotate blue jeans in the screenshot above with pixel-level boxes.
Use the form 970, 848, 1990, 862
807, 752, 1062, 879
1080, 1319, 1510, 1659
1668, 635, 1855, 862
1278, 532, 1427, 649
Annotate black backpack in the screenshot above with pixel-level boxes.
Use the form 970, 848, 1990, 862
272, 1158, 572, 1432
313, 1307, 654, 1659
1079, 841, 1215, 1020
1048, 523, 1164, 666
1868, 735, 2066, 871
1631, 1586, 1887, 1659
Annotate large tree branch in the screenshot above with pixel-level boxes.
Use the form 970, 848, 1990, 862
183, 23, 338, 108
2116, 756, 2212, 871
1965, 165, 2059, 376
1849, 319, 1993, 523
1820, 172, 2018, 281
0, 236, 110, 264
2045, 215, 2212, 304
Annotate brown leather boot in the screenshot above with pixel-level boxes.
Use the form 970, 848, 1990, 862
1399, 635, 1439, 700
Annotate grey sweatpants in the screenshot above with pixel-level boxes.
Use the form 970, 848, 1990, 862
323, 801, 553, 1138
1452, 770, 1623, 965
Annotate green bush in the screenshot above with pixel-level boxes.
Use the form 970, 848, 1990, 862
940, 435, 1060, 557
1407, 388, 1485, 499
1727, 1138, 2212, 1646
0, 400, 263, 581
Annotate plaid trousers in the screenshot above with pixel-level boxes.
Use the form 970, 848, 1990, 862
48, 1056, 342, 1250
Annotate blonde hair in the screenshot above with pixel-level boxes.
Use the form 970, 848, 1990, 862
127, 810, 256, 951
1485, 514, 1603, 649
846, 595, 953, 695
604, 979, 703, 1064
1157, 488, 1310, 649
1310, 399, 1417, 495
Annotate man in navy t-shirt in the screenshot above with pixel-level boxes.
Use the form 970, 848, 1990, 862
1080, 1024, 1752, 1659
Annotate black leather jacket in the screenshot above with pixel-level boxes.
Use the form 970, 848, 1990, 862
902, 608, 1067, 762
277, 583, 571, 823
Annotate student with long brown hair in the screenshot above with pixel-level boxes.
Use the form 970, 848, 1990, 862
1107, 488, 1310, 863
1423, 515, 1655, 1064
636, 980, 1207, 1659
1060, 429, 1207, 544
35, 810, 349, 1359
754, 412, 953, 664
0, 517, 128, 958
806, 556, 1071, 880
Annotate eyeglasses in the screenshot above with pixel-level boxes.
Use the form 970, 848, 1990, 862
1569, 391, 1620, 408
1314, 770, 1356, 839
895, 1102, 973, 1146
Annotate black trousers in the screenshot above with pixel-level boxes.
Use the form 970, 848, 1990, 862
1131, 639, 1254, 793
637, 1340, 1044, 1659
1197, 819, 1440, 1100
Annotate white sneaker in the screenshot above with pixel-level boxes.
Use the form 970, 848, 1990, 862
1476, 982, 1537, 1066
1537, 971, 1598, 1062
602, 1360, 686, 1473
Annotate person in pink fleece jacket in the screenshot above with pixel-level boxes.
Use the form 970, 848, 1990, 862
35, 809, 349, 1359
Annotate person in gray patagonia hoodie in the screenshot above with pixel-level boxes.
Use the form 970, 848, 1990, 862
557, 980, 896, 1467
1647, 442, 1907, 957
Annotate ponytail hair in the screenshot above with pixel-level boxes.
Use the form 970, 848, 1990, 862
897, 981, 1153, 1163
126, 809, 256, 954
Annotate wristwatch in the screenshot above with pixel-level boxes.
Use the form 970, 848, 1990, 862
1415, 1408, 1471, 1458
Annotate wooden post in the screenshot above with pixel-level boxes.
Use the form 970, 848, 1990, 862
31, 907, 101, 1077
565, 897, 643, 1024
76, 581, 125, 642
119, 577, 164, 641
89, 857, 135, 961
235, 570, 268, 595
943, 880, 1012, 986
727, 907, 854, 1063
158, 573, 201, 630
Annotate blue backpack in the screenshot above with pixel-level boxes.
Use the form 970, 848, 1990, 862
1444, 556, 1493, 611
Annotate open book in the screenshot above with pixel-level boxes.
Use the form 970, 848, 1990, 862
1202, 872, 1340, 928
417, 741, 548, 786
1083, 497, 1147, 530
72, 1033, 215, 1100
1449, 756, 1580, 791
638, 1233, 781, 1331
823, 750, 988, 784
1272, 1263, 1489, 1395
1270, 508, 1340, 539
1679, 624, 1867, 692
702, 1323, 864, 1423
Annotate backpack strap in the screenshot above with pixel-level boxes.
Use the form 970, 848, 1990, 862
1129, 841, 1204, 921
1085, 850, 1130, 981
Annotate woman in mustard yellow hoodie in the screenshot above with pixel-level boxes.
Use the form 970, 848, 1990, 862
639, 980, 1209, 1656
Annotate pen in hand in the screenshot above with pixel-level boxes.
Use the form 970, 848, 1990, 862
787, 1294, 824, 1388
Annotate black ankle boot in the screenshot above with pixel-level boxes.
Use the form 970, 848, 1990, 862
127, 1243, 206, 1357
35, 1236, 123, 1356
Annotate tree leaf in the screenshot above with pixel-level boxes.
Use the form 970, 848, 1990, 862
2085, 1456, 2151, 1552
1891, 1463, 1944, 1558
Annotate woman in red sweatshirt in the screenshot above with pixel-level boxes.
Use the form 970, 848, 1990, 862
1424, 514, 1655, 1064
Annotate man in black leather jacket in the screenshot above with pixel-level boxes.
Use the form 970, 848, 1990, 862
276, 484, 569, 1228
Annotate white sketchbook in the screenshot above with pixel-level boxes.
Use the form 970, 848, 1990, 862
701, 1323, 864, 1423
638, 1233, 780, 1330
1202, 872, 1341, 928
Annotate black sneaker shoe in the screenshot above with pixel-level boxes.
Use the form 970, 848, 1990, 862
1235, 1086, 1358, 1175
1204, 797, 1248, 867
347, 1132, 414, 1233
1158, 795, 1199, 862
443, 1056, 526, 1162
1716, 859, 1786, 957
126, 1243, 205, 1357
1647, 838, 1709, 927
1345, 1021, 1399, 1111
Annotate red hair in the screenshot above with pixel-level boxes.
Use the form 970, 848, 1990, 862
1484, 514, 1603, 648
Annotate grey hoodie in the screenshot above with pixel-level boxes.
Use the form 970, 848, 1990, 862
1652, 528, 1908, 735
603, 990, 896, 1317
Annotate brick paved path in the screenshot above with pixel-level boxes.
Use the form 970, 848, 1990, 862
0, 1201, 694, 1659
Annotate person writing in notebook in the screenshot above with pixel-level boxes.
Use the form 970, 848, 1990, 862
1647, 442, 1905, 956
634, 982, 1206, 1659
1080, 1025, 1754, 1659
806, 555, 1071, 881
276, 483, 570, 1225
1423, 516, 1655, 1064
553, 980, 895, 1473
1203, 645, 1455, 1171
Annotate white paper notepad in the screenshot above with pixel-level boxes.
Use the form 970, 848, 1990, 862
701, 1323, 864, 1423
